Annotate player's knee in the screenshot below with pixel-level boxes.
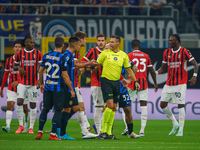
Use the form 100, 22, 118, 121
30, 103, 36, 109
178, 104, 185, 108
17, 98, 24, 106
160, 102, 167, 109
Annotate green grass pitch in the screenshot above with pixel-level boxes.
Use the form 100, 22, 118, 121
0, 119, 199, 150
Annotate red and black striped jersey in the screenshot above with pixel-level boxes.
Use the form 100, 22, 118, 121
128, 50, 152, 90
5, 55, 18, 92
15, 48, 43, 86
80, 47, 102, 87
163, 46, 194, 86
74, 52, 80, 88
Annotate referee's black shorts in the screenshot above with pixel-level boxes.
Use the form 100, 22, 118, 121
100, 77, 120, 103
43, 90, 65, 111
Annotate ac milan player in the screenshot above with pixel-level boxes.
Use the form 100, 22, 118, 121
80, 33, 107, 135
0, 42, 29, 133
123, 39, 158, 136
156, 34, 199, 136
14, 36, 43, 134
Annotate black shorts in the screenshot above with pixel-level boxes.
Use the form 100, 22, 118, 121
43, 90, 65, 111
63, 91, 79, 108
101, 77, 120, 103
118, 92, 131, 108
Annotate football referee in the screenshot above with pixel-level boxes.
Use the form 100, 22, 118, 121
97, 35, 140, 139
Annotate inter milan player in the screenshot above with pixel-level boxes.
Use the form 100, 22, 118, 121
59, 36, 98, 140
80, 33, 107, 135
35, 37, 74, 140
156, 34, 199, 136
14, 36, 43, 134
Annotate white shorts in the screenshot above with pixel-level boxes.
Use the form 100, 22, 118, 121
7, 90, 17, 102
75, 87, 83, 103
127, 88, 148, 101
91, 86, 104, 106
161, 84, 186, 104
17, 84, 38, 103
7, 90, 29, 104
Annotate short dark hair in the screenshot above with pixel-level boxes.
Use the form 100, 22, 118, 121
111, 35, 121, 43
54, 37, 64, 48
13, 42, 21, 47
74, 31, 87, 39
96, 33, 106, 40
171, 34, 181, 43
68, 36, 80, 47
21, 36, 32, 47
131, 39, 141, 49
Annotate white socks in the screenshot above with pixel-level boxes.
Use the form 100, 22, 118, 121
6, 110, 12, 128
178, 107, 185, 132
17, 105, 24, 126
162, 107, 178, 126
140, 106, 148, 133
30, 108, 37, 129
121, 109, 127, 129
94, 107, 103, 134
77, 111, 88, 135
84, 113, 90, 129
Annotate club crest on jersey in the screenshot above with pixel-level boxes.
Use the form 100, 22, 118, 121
114, 57, 117, 61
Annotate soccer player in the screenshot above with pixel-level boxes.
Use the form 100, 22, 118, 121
80, 33, 107, 135
0, 42, 29, 133
35, 37, 74, 140
97, 35, 140, 139
14, 36, 43, 134
119, 66, 141, 139
74, 31, 95, 136
122, 39, 158, 136
59, 36, 98, 140
156, 34, 199, 136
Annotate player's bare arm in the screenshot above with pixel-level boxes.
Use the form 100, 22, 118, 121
62, 71, 75, 98
132, 65, 138, 75
148, 66, 158, 92
126, 68, 140, 90
38, 66, 45, 93
156, 63, 167, 75
74, 60, 98, 69
189, 59, 199, 86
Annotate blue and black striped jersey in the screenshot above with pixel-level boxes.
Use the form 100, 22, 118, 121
62, 49, 75, 92
40, 51, 65, 92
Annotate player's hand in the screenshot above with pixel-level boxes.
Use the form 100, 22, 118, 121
40, 84, 44, 93
121, 78, 131, 87
36, 81, 40, 89
90, 61, 98, 66
18, 67, 26, 75
70, 90, 75, 98
154, 83, 158, 92
189, 76, 197, 86
0, 90, 4, 98
11, 81, 19, 88
135, 82, 140, 91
